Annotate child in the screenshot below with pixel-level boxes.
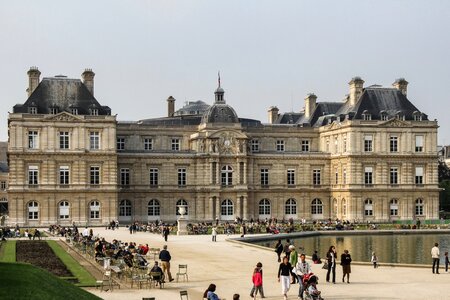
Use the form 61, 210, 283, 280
371, 252, 378, 268
250, 262, 265, 299
307, 275, 323, 300
445, 252, 449, 273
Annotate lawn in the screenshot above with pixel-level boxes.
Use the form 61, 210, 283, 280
47, 240, 97, 286
0, 240, 16, 262
0, 262, 100, 300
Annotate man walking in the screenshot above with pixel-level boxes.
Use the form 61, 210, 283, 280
159, 245, 174, 282
431, 242, 440, 274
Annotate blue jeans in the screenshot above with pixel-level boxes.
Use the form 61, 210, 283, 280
297, 275, 304, 298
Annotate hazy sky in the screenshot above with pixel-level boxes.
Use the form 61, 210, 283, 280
1, 0, 449, 143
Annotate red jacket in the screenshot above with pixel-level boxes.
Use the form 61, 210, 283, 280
252, 270, 263, 287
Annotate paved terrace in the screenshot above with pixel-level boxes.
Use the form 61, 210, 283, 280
79, 228, 450, 300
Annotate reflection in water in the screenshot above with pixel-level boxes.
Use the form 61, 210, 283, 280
254, 234, 450, 265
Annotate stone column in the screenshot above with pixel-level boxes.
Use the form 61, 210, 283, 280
236, 196, 242, 219
209, 197, 215, 220
243, 196, 248, 220
215, 197, 221, 220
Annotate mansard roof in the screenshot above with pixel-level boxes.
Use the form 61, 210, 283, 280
13, 76, 111, 115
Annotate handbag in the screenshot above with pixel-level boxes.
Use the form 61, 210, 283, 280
322, 262, 328, 269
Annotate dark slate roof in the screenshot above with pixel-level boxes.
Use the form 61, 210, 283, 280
138, 115, 204, 126
276, 112, 303, 124
201, 103, 239, 124
13, 76, 111, 115
173, 100, 210, 116
308, 102, 343, 127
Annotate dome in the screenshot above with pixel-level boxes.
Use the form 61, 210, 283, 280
201, 103, 239, 124
215, 87, 225, 93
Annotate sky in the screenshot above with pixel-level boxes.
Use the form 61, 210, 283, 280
1, 0, 449, 143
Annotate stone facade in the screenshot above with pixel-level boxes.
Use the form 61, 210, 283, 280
6, 68, 440, 226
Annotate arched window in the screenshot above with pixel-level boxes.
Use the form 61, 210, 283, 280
259, 199, 271, 216
285, 198, 297, 215
415, 198, 424, 216
221, 199, 234, 216
90, 201, 100, 219
148, 199, 160, 216
176, 199, 188, 215
28, 201, 39, 220
59, 201, 70, 219
342, 199, 347, 216
119, 200, 132, 216
221, 165, 233, 186
333, 198, 338, 215
311, 199, 323, 215
364, 199, 373, 216
390, 199, 399, 216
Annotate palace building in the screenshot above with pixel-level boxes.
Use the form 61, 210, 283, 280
6, 68, 440, 226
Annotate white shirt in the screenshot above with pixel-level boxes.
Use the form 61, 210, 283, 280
295, 260, 312, 276
431, 246, 440, 258
82, 228, 89, 237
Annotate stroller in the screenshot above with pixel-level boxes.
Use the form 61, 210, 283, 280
304, 274, 324, 300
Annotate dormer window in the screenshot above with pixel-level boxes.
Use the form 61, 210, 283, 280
380, 111, 388, 121
90, 108, 98, 116
50, 107, 58, 114
396, 111, 405, 121
413, 111, 422, 121
71, 108, 78, 115
362, 110, 371, 120
29, 107, 37, 114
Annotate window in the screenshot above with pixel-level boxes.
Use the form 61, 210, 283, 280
334, 137, 338, 153
390, 136, 398, 152
285, 198, 297, 215
221, 199, 234, 216
119, 200, 132, 217
28, 131, 39, 149
301, 140, 310, 152
415, 167, 424, 184
364, 135, 373, 152
343, 168, 347, 184
59, 166, 70, 185
311, 199, 323, 215
117, 138, 125, 150
221, 165, 233, 186
29, 107, 37, 114
364, 167, 373, 185
362, 113, 372, 120
251, 140, 260, 152
90, 131, 100, 150
144, 138, 153, 150
276, 140, 285, 152
259, 199, 271, 215
120, 168, 130, 186
413, 113, 422, 121
313, 169, 321, 185
343, 137, 347, 152
415, 135, 424, 152
287, 169, 295, 186
50, 107, 58, 114
342, 199, 347, 216
390, 199, 399, 216
364, 199, 373, 216
28, 166, 39, 185
176, 199, 188, 215
260, 168, 269, 186
90, 108, 98, 116
28, 201, 39, 220
59, 201, 70, 219
90, 166, 100, 185
148, 199, 160, 216
334, 168, 339, 184
390, 167, 398, 185
381, 112, 388, 121
71, 108, 78, 115
90, 201, 100, 219
0, 181, 6, 191
178, 168, 187, 187
415, 199, 424, 216
149, 168, 159, 187
59, 131, 69, 149
171, 138, 180, 151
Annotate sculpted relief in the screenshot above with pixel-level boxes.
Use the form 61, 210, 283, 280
197, 131, 247, 154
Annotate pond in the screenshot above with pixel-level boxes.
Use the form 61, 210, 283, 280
251, 233, 450, 265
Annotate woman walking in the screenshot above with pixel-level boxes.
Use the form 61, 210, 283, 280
278, 256, 295, 300
340, 249, 352, 283
326, 246, 337, 283
275, 239, 283, 262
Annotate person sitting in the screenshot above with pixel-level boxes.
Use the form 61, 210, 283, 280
148, 261, 164, 286
312, 251, 321, 264
203, 283, 221, 300
307, 275, 323, 300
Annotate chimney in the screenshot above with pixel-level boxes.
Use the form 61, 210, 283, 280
81, 68, 95, 95
349, 77, 364, 106
267, 106, 279, 124
304, 93, 317, 118
27, 66, 41, 97
392, 78, 408, 96
167, 96, 175, 117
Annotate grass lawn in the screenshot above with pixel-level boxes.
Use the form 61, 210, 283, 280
0, 262, 100, 300
47, 240, 97, 286
0, 240, 16, 262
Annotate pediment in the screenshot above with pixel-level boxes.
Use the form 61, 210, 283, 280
327, 121, 342, 130
380, 118, 410, 127
44, 112, 83, 122
207, 129, 248, 139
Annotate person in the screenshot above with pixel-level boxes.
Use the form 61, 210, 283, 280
203, 283, 220, 300
371, 252, 378, 268
250, 262, 265, 299
148, 261, 164, 286
289, 245, 298, 284
326, 246, 337, 283
295, 253, 312, 300
212, 226, 217, 242
233, 294, 240, 300
159, 245, 174, 281
306, 275, 322, 300
431, 242, 440, 274
163, 226, 170, 242
311, 251, 321, 264
445, 252, 449, 273
82, 226, 89, 237
340, 250, 352, 283
278, 256, 295, 300
416, 218, 421, 229
275, 239, 283, 262
283, 239, 291, 259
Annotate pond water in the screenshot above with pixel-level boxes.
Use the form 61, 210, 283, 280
252, 233, 450, 265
